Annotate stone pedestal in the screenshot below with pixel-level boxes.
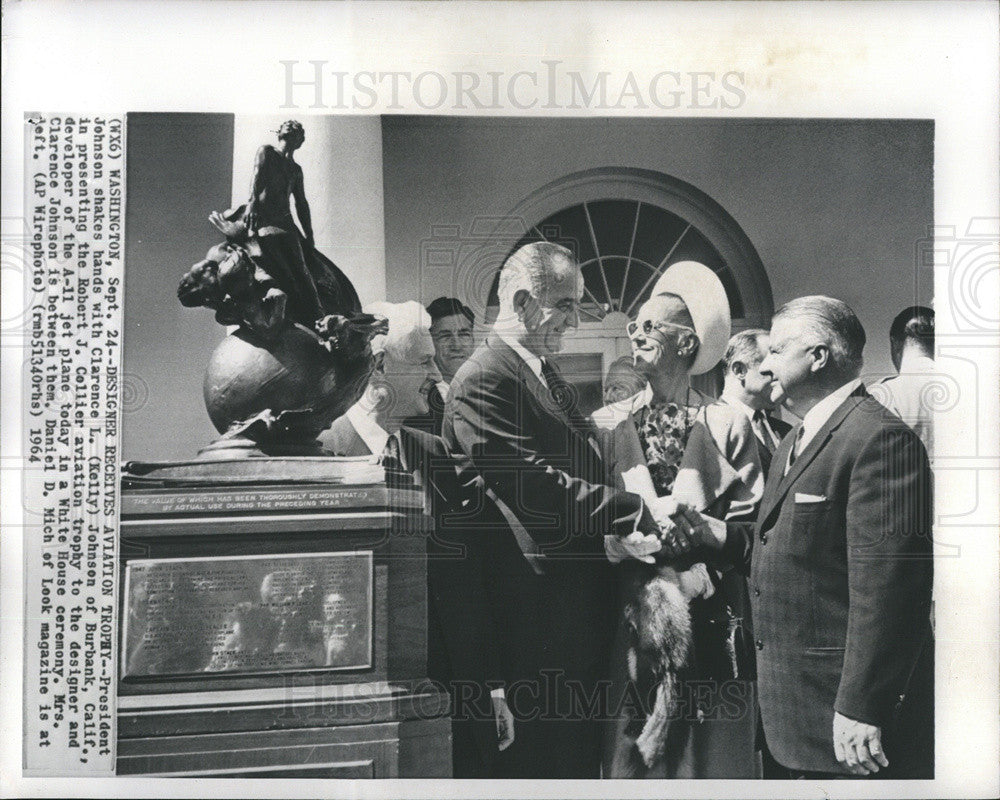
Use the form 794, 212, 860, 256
117, 462, 451, 777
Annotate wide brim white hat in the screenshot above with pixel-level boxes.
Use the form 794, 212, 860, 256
650, 261, 731, 375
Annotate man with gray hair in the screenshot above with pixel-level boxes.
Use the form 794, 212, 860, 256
444, 241, 663, 778
720, 329, 792, 475
320, 300, 441, 457
746, 295, 933, 778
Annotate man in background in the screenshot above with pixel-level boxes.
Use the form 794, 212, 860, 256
602, 354, 647, 405
720, 329, 793, 475
876, 305, 935, 455
405, 297, 476, 434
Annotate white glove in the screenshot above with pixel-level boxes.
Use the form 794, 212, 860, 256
604, 532, 661, 564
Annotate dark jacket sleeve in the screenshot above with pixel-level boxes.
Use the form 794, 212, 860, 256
398, 426, 506, 692
719, 521, 755, 574
834, 424, 934, 727
449, 370, 649, 555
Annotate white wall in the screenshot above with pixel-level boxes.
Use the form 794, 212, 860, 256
381, 117, 934, 381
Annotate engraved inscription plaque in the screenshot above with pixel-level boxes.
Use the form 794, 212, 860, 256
122, 552, 373, 677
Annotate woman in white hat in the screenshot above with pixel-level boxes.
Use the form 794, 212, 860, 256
592, 261, 764, 778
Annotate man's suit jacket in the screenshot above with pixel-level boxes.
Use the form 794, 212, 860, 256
749, 385, 934, 775
322, 415, 504, 776
443, 332, 650, 778
719, 396, 793, 476
396, 426, 503, 778
320, 414, 372, 456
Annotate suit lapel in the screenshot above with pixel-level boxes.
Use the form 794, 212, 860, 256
758, 386, 866, 524
484, 332, 571, 426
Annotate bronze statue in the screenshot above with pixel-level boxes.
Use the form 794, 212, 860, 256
176, 121, 384, 456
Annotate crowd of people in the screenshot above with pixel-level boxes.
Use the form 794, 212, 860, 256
318, 241, 936, 781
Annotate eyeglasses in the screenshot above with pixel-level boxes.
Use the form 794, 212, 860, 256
626, 319, 696, 341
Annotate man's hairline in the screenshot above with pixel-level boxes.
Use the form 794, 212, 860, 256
430, 313, 474, 332
499, 255, 582, 308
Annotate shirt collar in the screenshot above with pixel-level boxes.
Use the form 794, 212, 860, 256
436, 380, 450, 399
799, 378, 862, 450
496, 330, 546, 385
345, 399, 391, 456
721, 392, 757, 425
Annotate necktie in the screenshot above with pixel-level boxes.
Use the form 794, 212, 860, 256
381, 433, 405, 472
785, 425, 804, 474
539, 358, 582, 422
752, 410, 780, 453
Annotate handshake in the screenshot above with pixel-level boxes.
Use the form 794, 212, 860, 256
607, 497, 728, 564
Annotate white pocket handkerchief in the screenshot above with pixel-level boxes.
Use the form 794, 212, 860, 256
794, 492, 827, 504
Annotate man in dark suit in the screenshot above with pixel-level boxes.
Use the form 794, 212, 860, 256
443, 241, 664, 778
747, 296, 934, 778
720, 329, 793, 475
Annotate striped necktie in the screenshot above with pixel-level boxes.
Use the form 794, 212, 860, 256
752, 409, 780, 453
784, 425, 805, 475
540, 358, 583, 423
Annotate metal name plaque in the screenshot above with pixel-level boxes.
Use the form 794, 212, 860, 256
122, 552, 373, 677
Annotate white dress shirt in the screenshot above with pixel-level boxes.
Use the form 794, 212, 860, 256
785, 379, 862, 473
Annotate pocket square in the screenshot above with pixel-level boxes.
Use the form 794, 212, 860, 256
794, 492, 827, 504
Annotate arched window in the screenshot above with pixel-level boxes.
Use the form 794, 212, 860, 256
480, 167, 772, 405
486, 167, 771, 327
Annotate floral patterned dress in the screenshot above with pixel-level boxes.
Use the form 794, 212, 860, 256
635, 399, 700, 497
602, 393, 758, 778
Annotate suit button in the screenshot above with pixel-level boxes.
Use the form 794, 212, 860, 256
760, 534, 768, 544
753, 586, 761, 597
756, 639, 764, 651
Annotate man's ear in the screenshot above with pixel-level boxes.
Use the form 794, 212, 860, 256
809, 344, 830, 373
512, 288, 531, 319
371, 351, 386, 375
732, 361, 748, 381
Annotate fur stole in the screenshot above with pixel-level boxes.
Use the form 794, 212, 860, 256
624, 561, 714, 768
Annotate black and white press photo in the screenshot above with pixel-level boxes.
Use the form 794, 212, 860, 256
2, 2, 997, 799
